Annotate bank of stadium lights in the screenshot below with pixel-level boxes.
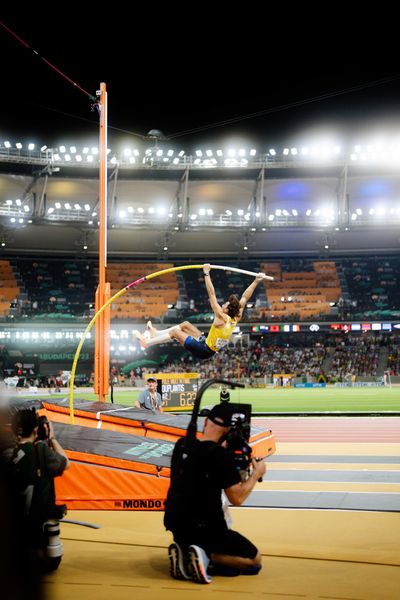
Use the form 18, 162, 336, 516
193, 147, 256, 167
350, 142, 400, 163
282, 145, 341, 160
344, 206, 399, 224
0, 197, 32, 224
6, 136, 400, 171
0, 330, 93, 342
115, 205, 171, 225
51, 145, 100, 164
0, 139, 341, 167
1, 140, 261, 168
45, 201, 93, 222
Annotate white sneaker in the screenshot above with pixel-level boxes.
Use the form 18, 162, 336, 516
168, 542, 190, 580
188, 545, 212, 584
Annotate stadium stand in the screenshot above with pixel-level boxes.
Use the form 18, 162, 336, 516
10, 258, 98, 318
2, 255, 400, 325
107, 263, 179, 321
0, 260, 19, 318
254, 260, 341, 321
341, 256, 400, 320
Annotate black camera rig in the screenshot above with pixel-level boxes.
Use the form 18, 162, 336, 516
37, 415, 50, 441
186, 378, 254, 476
222, 403, 253, 475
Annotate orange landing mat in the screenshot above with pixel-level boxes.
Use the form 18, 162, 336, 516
42, 398, 275, 454
43, 398, 274, 511
53, 413, 274, 510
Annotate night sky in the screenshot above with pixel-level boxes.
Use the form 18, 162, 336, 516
1, 10, 400, 153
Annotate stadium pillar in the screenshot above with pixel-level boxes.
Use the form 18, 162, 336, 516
94, 283, 110, 400
94, 82, 110, 401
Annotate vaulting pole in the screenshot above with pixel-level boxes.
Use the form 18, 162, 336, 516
69, 264, 273, 422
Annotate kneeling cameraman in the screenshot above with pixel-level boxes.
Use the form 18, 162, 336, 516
5, 408, 69, 574
164, 402, 266, 584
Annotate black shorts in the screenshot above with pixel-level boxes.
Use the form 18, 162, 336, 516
211, 529, 258, 559
174, 527, 258, 560
184, 335, 216, 359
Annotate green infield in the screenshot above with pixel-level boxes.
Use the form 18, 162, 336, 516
27, 385, 400, 413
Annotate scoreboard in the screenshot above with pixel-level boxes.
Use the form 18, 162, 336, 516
146, 372, 199, 411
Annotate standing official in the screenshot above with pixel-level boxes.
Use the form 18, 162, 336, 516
135, 376, 163, 413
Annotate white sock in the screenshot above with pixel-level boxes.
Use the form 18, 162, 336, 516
145, 331, 173, 346
150, 325, 175, 336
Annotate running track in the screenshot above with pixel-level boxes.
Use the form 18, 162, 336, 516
255, 417, 400, 442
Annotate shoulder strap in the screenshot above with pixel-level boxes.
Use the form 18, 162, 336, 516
33, 442, 42, 477
32, 442, 56, 512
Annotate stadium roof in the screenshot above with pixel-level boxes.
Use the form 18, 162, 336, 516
1, 143, 400, 258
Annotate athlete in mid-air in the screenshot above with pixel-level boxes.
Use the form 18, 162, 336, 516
135, 264, 267, 360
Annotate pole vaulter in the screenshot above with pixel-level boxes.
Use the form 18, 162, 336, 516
68, 265, 273, 423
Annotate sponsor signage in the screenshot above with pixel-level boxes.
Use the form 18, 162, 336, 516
249, 322, 396, 334
252, 324, 301, 333
115, 499, 164, 510
251, 325, 270, 332
294, 382, 327, 388
38, 352, 90, 360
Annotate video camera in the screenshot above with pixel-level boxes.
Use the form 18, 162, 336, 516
222, 403, 253, 476
200, 401, 253, 476
188, 378, 260, 481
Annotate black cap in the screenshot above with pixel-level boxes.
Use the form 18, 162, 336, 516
208, 403, 233, 427
12, 407, 38, 437
147, 376, 157, 382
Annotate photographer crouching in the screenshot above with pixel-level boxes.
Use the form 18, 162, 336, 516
4, 408, 69, 575
164, 402, 266, 584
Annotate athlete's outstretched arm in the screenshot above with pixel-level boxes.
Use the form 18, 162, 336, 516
203, 264, 224, 317
239, 273, 267, 309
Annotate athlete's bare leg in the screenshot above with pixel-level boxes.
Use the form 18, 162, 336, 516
178, 321, 203, 338
134, 325, 176, 349
169, 321, 203, 348
134, 321, 203, 350
146, 320, 158, 338
133, 330, 149, 349
146, 320, 201, 340
169, 327, 189, 347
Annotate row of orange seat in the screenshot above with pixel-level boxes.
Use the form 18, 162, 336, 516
0, 260, 19, 315
259, 261, 341, 319
108, 263, 179, 320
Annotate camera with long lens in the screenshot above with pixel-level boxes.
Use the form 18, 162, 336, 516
43, 504, 67, 570
37, 415, 50, 441
43, 518, 64, 570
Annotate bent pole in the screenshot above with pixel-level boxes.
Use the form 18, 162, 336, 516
68, 264, 273, 423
